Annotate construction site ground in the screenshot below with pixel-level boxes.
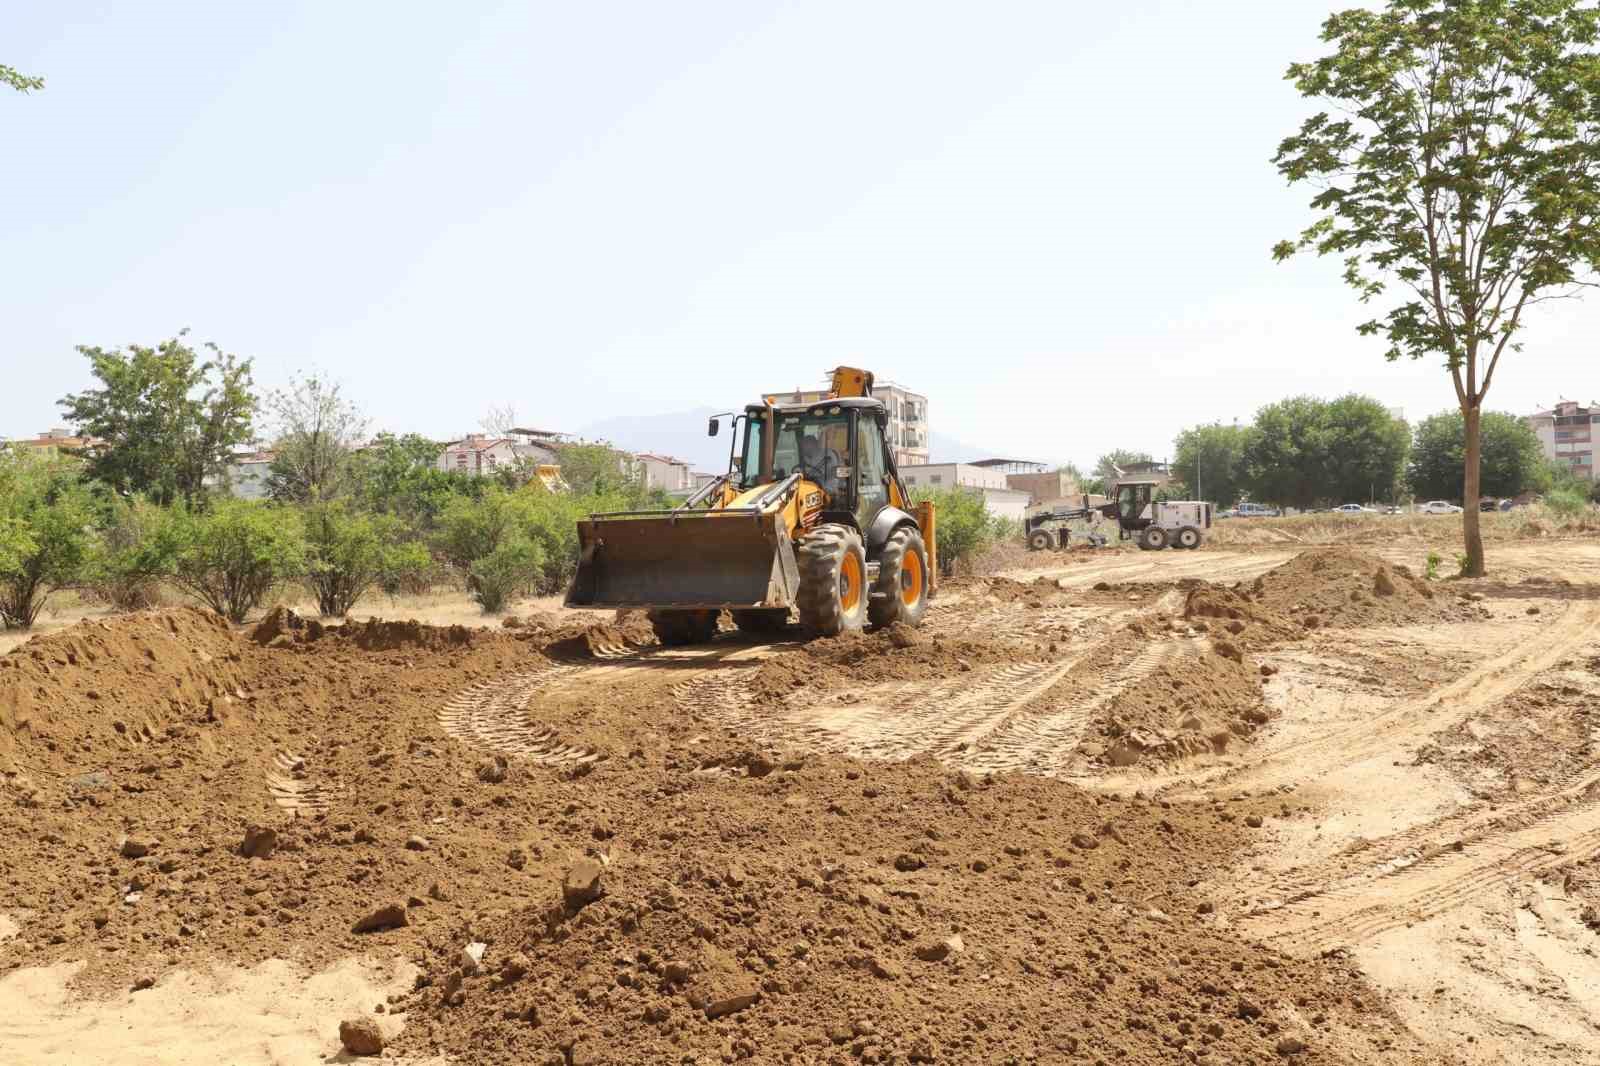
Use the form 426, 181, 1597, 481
3, 533, 1600, 1064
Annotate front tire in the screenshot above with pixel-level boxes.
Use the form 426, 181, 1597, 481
796, 523, 868, 638
1139, 527, 1169, 551
1028, 530, 1054, 551
648, 609, 719, 646
868, 526, 929, 629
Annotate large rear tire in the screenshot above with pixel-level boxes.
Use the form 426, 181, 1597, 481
1027, 530, 1054, 551
731, 608, 789, 636
868, 526, 930, 629
648, 608, 719, 646
796, 523, 868, 638
1139, 527, 1169, 551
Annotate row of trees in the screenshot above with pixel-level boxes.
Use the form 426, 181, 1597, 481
0, 335, 664, 629
1152, 397, 1593, 511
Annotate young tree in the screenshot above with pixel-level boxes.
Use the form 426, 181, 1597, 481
1094, 449, 1153, 483
59, 332, 257, 506
169, 500, 307, 623
910, 487, 997, 576
1, 64, 44, 93
479, 403, 518, 438
1274, 0, 1600, 574
554, 442, 647, 498
93, 497, 181, 610
265, 373, 369, 502
0, 451, 97, 629
1408, 409, 1546, 501
1171, 423, 1254, 505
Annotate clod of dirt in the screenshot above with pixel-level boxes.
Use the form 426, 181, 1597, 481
562, 859, 604, 909
238, 826, 277, 859
352, 903, 408, 934
405, 835, 430, 851
118, 835, 151, 859
250, 606, 324, 646
339, 1017, 386, 1056
476, 755, 508, 783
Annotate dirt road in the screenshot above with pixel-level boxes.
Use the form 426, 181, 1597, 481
3, 539, 1599, 1063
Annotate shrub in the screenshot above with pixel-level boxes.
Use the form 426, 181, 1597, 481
912, 488, 1004, 577
93, 497, 178, 610
468, 537, 544, 613
1424, 550, 1441, 582
169, 500, 308, 623
303, 503, 430, 617
0, 450, 97, 629
435, 488, 546, 612
1544, 487, 1588, 520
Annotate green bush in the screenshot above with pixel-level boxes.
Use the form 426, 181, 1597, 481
169, 500, 308, 623
303, 502, 430, 617
912, 487, 1003, 576
435, 487, 547, 612
93, 497, 178, 610
468, 537, 544, 613
0, 450, 98, 629
1544, 487, 1589, 519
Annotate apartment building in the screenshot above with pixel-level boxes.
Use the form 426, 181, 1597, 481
1528, 400, 1599, 481
765, 377, 930, 468
6, 427, 98, 456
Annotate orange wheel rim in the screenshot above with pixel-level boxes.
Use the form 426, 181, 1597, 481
900, 548, 922, 606
840, 553, 862, 611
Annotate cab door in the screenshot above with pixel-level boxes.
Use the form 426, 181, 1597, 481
853, 411, 890, 529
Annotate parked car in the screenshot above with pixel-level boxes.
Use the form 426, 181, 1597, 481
1419, 500, 1463, 515
1334, 503, 1375, 514
1499, 498, 1516, 512
1478, 497, 1501, 512
1383, 505, 1403, 515
1234, 502, 1280, 518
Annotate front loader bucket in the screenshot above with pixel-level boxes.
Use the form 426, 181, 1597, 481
565, 510, 801, 611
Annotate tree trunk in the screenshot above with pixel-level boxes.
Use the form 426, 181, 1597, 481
1461, 403, 1485, 577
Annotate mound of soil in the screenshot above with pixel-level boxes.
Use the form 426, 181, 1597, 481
395, 761, 1391, 1066
0, 608, 244, 769
541, 612, 658, 660
748, 627, 1038, 706
1182, 586, 1300, 647
1243, 548, 1468, 631
1094, 643, 1269, 766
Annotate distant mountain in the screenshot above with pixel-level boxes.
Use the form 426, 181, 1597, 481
578, 412, 1017, 472
578, 408, 731, 473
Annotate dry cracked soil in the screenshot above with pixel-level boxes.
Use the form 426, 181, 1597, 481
4, 537, 1600, 1064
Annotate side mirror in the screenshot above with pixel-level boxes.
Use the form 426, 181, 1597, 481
707, 417, 720, 437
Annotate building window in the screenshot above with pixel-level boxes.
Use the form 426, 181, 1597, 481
930, 475, 942, 485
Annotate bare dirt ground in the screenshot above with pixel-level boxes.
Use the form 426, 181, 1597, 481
3, 529, 1600, 1064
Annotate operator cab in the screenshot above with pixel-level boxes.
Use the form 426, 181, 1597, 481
1113, 480, 1158, 529
733, 398, 894, 531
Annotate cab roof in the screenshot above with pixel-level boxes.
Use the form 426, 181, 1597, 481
745, 397, 885, 416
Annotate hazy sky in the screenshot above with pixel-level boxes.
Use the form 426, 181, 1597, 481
5, 1, 1598, 467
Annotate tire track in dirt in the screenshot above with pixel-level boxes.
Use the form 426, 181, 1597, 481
1228, 602, 1600, 956
676, 591, 1189, 773
1246, 784, 1600, 956
1156, 600, 1600, 798
439, 665, 605, 767
265, 751, 330, 814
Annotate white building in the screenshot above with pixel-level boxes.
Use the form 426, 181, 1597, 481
637, 453, 694, 493
437, 435, 559, 478
224, 452, 274, 500
899, 462, 1031, 521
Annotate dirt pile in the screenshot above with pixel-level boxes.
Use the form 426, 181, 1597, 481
0, 608, 244, 768
1243, 548, 1470, 630
1182, 585, 1300, 647
394, 760, 1399, 1066
1093, 642, 1269, 766
541, 612, 658, 660
748, 627, 1039, 707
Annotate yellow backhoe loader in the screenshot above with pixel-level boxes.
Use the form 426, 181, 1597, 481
565, 367, 936, 644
